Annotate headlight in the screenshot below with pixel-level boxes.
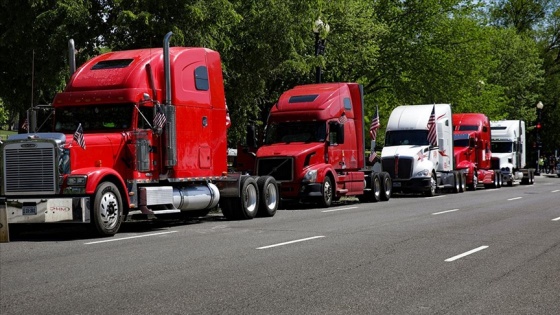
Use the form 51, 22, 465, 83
415, 169, 430, 177
303, 169, 318, 183
461, 169, 469, 174
67, 175, 87, 186
501, 167, 511, 173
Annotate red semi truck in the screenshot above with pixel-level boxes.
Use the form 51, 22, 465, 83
0, 32, 280, 236
452, 113, 502, 190
250, 83, 392, 207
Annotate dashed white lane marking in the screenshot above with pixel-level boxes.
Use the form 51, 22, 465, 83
257, 236, 325, 250
432, 209, 459, 215
552, 190, 560, 193
507, 197, 523, 201
425, 195, 446, 199
84, 231, 178, 245
322, 206, 358, 213
552, 217, 560, 221
445, 246, 489, 262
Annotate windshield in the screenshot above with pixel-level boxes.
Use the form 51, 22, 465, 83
454, 139, 470, 147
264, 121, 327, 144
54, 104, 133, 132
385, 130, 430, 146
491, 141, 513, 153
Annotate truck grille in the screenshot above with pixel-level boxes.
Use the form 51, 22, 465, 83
382, 157, 413, 179
257, 157, 293, 181
3, 142, 58, 195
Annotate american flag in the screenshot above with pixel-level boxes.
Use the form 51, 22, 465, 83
338, 112, 348, 124
417, 150, 425, 161
427, 105, 437, 147
368, 150, 377, 163
369, 106, 380, 141
154, 103, 167, 129
21, 118, 29, 131
225, 105, 231, 128
73, 123, 86, 150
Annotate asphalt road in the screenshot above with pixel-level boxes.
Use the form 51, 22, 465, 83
1, 175, 559, 315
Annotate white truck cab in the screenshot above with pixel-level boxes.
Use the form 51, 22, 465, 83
382, 104, 461, 196
490, 120, 535, 185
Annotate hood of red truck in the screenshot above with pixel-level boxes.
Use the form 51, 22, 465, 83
454, 146, 473, 169
64, 132, 130, 173
256, 142, 325, 158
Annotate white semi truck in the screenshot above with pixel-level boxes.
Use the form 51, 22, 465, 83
490, 120, 535, 185
381, 104, 463, 196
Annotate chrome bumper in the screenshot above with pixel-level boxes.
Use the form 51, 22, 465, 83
4, 197, 90, 224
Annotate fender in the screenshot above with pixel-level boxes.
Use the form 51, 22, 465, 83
314, 164, 337, 185
72, 167, 128, 199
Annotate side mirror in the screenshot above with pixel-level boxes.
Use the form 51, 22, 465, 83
469, 138, 476, 148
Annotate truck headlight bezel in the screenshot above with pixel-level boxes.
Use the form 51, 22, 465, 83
66, 175, 87, 186
415, 169, 430, 177
303, 169, 318, 183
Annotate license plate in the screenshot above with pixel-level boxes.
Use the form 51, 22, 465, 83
393, 182, 401, 187
22, 205, 37, 215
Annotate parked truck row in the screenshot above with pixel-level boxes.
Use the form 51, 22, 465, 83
380, 104, 535, 195
0, 33, 535, 238
0, 33, 391, 237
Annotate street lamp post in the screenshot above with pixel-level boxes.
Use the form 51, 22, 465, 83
536, 101, 544, 175
313, 18, 330, 83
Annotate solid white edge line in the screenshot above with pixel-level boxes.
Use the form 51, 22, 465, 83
432, 209, 460, 215
322, 206, 359, 213
507, 197, 523, 201
552, 217, 560, 221
84, 231, 178, 245
257, 236, 325, 250
445, 246, 489, 262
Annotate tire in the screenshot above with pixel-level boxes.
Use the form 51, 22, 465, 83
459, 172, 466, 193
319, 176, 334, 208
424, 172, 437, 197
220, 198, 235, 219
236, 177, 259, 219
379, 172, 392, 201
256, 176, 279, 217
453, 171, 460, 193
467, 171, 477, 191
358, 173, 381, 203
91, 182, 123, 237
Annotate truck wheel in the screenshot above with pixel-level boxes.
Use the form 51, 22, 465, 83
459, 172, 466, 192
92, 182, 123, 236
495, 171, 502, 188
424, 173, 437, 197
256, 176, 279, 217
319, 176, 334, 208
236, 177, 259, 219
220, 198, 235, 219
380, 172, 392, 201
467, 172, 477, 191
452, 171, 460, 193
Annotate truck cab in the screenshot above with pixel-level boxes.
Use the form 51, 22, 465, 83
382, 104, 461, 196
453, 113, 501, 190
255, 83, 391, 206
490, 120, 535, 185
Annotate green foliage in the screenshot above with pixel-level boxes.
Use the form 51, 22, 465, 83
0, 0, 558, 151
